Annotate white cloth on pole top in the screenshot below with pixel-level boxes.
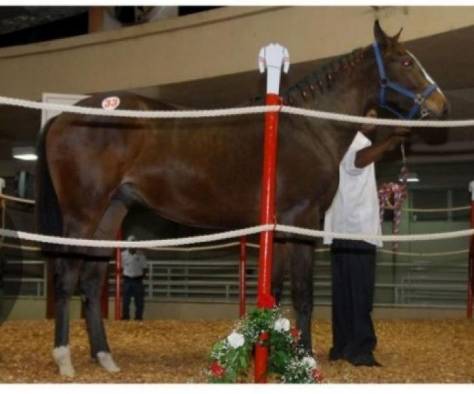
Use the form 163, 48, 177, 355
258, 43, 290, 95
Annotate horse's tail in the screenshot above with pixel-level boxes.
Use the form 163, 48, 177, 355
36, 118, 63, 252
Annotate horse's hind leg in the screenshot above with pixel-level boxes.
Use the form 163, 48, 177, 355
80, 198, 129, 373
53, 257, 82, 378
52, 194, 128, 376
52, 214, 98, 377
80, 261, 120, 373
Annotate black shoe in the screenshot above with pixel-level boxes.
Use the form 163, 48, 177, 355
329, 347, 346, 361
348, 353, 382, 367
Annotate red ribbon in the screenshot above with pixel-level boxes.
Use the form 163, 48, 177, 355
378, 166, 408, 251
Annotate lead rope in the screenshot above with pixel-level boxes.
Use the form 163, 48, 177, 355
393, 142, 409, 251
377, 141, 409, 251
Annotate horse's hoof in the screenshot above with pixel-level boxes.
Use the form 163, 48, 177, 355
52, 346, 76, 378
96, 351, 121, 373
59, 365, 76, 378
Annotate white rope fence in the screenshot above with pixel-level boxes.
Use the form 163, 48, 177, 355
150, 241, 246, 253
384, 204, 471, 212
0, 95, 472, 253
0, 224, 473, 249
0, 225, 271, 249
2, 95, 474, 128
154, 244, 470, 256
276, 224, 474, 243
0, 241, 40, 252
282, 106, 474, 128
0, 193, 35, 205
0, 238, 468, 257
377, 248, 469, 257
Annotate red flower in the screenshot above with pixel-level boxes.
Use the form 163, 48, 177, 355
312, 368, 323, 383
290, 327, 301, 341
210, 361, 225, 377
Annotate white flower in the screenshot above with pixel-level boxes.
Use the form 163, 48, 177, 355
227, 331, 245, 349
301, 356, 317, 369
273, 318, 290, 332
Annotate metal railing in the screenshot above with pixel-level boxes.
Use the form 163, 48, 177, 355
1, 257, 468, 309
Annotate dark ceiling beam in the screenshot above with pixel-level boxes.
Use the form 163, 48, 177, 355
0, 6, 88, 35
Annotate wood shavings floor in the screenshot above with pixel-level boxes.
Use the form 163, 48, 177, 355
0, 319, 472, 383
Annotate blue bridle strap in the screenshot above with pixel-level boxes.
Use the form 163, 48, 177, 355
372, 41, 438, 119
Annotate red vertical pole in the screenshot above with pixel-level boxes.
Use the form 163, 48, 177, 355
467, 181, 474, 319
254, 44, 289, 384
239, 236, 247, 318
257, 93, 281, 309
115, 230, 123, 320
255, 93, 281, 383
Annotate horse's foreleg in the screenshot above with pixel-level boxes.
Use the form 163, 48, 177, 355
53, 257, 82, 378
290, 242, 315, 354
272, 241, 288, 306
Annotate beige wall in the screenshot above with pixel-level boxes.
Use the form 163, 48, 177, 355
0, 6, 474, 99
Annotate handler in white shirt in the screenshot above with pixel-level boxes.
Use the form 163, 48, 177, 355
122, 235, 148, 320
324, 108, 408, 367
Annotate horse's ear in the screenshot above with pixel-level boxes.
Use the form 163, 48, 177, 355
373, 20, 389, 46
392, 27, 403, 42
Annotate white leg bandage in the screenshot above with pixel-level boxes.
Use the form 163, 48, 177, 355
97, 351, 121, 373
52, 346, 75, 378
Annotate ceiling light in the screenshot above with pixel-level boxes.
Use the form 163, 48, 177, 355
12, 147, 37, 161
399, 172, 420, 183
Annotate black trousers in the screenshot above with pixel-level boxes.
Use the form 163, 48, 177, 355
330, 239, 377, 359
122, 276, 145, 320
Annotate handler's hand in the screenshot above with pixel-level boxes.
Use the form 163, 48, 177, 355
386, 127, 410, 150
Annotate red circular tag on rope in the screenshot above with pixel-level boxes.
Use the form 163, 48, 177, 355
101, 96, 120, 110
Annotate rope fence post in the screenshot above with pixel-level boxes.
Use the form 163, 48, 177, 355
115, 229, 123, 320
239, 236, 247, 318
255, 43, 289, 383
468, 181, 474, 319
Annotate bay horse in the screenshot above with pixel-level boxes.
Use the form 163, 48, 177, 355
36, 21, 448, 377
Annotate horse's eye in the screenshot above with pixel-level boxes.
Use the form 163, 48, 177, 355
401, 58, 413, 68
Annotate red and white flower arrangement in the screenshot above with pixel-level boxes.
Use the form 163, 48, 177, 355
207, 307, 323, 383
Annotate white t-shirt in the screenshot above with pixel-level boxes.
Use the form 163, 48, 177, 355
323, 131, 382, 247
122, 250, 147, 278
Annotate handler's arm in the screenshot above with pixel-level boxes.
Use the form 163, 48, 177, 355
355, 129, 409, 168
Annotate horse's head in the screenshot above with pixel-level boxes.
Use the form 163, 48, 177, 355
372, 20, 448, 120
369, 20, 449, 143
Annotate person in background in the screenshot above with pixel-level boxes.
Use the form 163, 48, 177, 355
324, 108, 409, 367
122, 235, 148, 320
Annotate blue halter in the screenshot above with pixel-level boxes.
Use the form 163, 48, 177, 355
372, 41, 438, 119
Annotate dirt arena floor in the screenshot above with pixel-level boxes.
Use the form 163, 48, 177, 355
0, 319, 472, 383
